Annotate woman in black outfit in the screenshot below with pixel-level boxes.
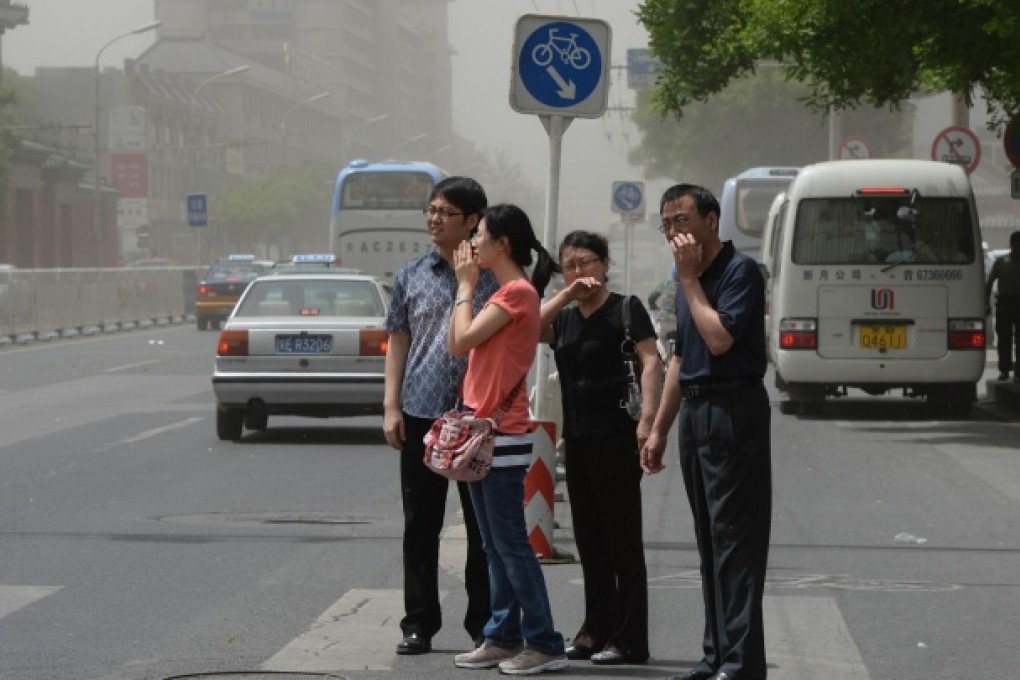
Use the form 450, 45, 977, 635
538, 230, 662, 665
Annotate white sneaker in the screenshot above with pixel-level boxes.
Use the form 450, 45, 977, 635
498, 647, 569, 675
455, 642, 523, 669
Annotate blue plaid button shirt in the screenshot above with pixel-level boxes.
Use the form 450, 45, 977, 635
385, 251, 499, 419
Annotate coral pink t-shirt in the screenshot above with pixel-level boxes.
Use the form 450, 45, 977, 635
462, 278, 538, 434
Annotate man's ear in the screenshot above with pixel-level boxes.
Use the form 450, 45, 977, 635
466, 213, 481, 231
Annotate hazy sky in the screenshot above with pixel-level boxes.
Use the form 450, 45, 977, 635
3, 0, 659, 237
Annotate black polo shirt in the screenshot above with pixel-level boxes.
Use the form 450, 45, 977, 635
674, 241, 766, 384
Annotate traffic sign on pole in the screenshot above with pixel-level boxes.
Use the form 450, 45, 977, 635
930, 125, 981, 174
837, 135, 873, 160
611, 181, 645, 214
187, 193, 208, 227
511, 15, 611, 117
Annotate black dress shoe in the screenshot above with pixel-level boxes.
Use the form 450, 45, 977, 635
395, 632, 431, 655
564, 644, 594, 660
666, 671, 714, 680
590, 646, 648, 665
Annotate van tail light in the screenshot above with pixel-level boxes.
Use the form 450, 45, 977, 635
217, 329, 249, 356
779, 317, 818, 350
948, 318, 985, 350
197, 283, 210, 296
360, 329, 388, 356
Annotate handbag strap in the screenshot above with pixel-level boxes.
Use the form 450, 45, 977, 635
490, 377, 526, 424
619, 296, 640, 386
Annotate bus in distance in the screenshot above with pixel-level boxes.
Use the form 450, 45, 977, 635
719, 166, 800, 261
329, 159, 447, 282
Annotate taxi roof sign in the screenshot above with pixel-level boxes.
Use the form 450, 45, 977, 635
227, 254, 256, 261
292, 253, 336, 264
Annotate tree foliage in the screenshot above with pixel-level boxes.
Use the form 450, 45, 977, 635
214, 164, 332, 256
629, 68, 913, 192
637, 0, 1020, 130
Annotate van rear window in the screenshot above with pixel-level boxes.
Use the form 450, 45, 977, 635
791, 197, 974, 265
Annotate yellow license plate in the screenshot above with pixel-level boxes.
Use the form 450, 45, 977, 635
859, 324, 906, 349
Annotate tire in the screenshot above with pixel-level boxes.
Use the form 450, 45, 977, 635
197, 316, 209, 331
244, 411, 268, 431
779, 400, 800, 415
801, 401, 824, 416
216, 407, 244, 441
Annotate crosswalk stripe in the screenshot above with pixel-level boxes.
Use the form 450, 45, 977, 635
261, 588, 407, 672
0, 585, 62, 619
764, 596, 871, 679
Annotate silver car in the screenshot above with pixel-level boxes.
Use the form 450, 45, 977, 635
212, 272, 390, 440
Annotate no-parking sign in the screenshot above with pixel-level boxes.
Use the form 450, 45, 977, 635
931, 125, 981, 174
837, 136, 873, 160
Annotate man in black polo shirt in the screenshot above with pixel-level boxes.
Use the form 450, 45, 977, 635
641, 184, 771, 680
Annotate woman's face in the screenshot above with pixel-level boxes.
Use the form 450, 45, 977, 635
470, 219, 502, 269
560, 246, 606, 300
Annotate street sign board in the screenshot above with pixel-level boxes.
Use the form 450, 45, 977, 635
187, 193, 208, 227
611, 181, 645, 215
837, 135, 873, 160
626, 48, 661, 90
1003, 118, 1020, 169
930, 125, 981, 174
511, 14, 611, 117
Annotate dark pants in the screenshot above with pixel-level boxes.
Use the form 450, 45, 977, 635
678, 382, 772, 680
996, 296, 1020, 374
400, 413, 490, 641
564, 431, 649, 659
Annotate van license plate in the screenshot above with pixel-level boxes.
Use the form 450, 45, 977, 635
859, 325, 906, 349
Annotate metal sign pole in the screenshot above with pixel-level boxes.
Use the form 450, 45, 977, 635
534, 114, 572, 420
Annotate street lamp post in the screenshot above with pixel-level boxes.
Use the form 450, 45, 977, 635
280, 91, 330, 166
342, 113, 388, 163
187, 64, 250, 266
390, 133, 427, 158
92, 20, 161, 267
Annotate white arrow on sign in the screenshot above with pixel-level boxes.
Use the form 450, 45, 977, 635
545, 66, 576, 99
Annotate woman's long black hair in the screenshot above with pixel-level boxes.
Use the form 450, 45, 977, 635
482, 203, 560, 296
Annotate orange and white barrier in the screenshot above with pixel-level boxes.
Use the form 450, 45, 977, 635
525, 420, 557, 560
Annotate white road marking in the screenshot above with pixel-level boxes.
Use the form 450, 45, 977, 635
0, 585, 62, 619
104, 360, 162, 373
261, 588, 407, 672
764, 596, 871, 680
119, 417, 204, 444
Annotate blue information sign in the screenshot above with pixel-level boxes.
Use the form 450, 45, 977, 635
511, 15, 610, 118
187, 193, 208, 227
612, 181, 644, 214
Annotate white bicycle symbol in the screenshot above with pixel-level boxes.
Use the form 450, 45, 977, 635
531, 28, 592, 70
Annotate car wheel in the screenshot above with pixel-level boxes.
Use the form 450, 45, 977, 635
244, 411, 268, 431
779, 400, 799, 415
197, 317, 209, 331
216, 407, 244, 441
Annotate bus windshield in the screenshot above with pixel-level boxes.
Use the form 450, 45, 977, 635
339, 171, 435, 210
734, 178, 794, 236
792, 197, 975, 265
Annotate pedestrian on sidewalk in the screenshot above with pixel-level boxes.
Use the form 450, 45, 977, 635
641, 184, 772, 680
384, 176, 496, 655
986, 230, 1020, 382
537, 230, 661, 666
448, 203, 568, 676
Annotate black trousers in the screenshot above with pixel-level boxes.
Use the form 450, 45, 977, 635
995, 296, 1020, 374
399, 413, 490, 640
564, 431, 649, 659
678, 382, 772, 680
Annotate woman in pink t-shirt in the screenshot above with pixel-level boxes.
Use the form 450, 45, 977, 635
446, 204, 568, 675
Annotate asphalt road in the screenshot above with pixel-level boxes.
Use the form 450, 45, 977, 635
0, 325, 1017, 679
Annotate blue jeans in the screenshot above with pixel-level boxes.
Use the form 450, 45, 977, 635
468, 466, 565, 656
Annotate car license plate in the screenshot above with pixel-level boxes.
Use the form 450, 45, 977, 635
275, 334, 332, 354
859, 324, 906, 349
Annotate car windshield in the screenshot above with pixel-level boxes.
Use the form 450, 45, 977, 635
236, 280, 385, 317
205, 263, 266, 282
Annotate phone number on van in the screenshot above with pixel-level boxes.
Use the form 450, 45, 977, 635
908, 269, 963, 281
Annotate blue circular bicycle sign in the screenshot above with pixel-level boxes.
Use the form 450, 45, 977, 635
512, 16, 610, 118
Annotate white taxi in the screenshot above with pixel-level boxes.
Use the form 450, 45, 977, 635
212, 269, 390, 440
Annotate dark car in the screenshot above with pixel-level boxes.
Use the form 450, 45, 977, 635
195, 255, 273, 330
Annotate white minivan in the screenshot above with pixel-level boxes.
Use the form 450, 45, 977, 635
764, 159, 987, 416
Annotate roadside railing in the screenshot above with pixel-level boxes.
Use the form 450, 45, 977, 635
0, 267, 201, 344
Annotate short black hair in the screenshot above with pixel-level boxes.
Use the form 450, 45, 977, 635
659, 183, 720, 219
429, 176, 487, 216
